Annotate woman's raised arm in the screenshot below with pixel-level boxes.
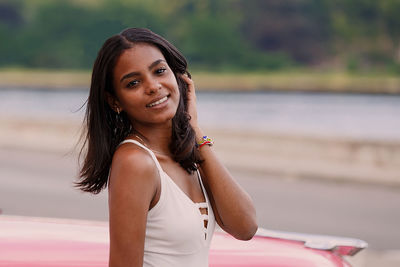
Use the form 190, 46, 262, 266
181, 74, 258, 240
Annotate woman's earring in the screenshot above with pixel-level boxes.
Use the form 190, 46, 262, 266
113, 106, 131, 138
114, 107, 124, 135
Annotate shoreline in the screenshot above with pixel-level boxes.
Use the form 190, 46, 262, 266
1, 117, 399, 188
1, 69, 399, 94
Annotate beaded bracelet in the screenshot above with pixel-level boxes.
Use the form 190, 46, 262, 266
196, 136, 214, 149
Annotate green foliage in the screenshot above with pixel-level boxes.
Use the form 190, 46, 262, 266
380, 0, 400, 44
0, 0, 399, 71
387, 62, 400, 74
235, 0, 333, 64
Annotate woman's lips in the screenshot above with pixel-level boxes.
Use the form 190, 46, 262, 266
146, 95, 169, 108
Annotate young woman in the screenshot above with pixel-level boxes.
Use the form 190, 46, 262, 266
77, 28, 257, 267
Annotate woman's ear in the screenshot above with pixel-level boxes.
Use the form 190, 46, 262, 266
106, 92, 121, 113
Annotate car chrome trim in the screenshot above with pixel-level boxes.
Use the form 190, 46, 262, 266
256, 228, 368, 256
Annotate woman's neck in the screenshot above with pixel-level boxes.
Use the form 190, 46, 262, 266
131, 124, 172, 156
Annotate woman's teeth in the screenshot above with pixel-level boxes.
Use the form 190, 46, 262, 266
148, 96, 168, 107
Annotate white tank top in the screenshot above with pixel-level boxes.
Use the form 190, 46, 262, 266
119, 139, 216, 267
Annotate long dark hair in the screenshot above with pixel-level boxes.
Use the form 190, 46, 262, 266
77, 28, 201, 194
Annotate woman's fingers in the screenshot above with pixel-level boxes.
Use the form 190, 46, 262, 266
181, 72, 196, 101
180, 73, 199, 129
181, 73, 195, 94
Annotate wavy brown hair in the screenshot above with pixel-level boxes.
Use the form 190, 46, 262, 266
77, 28, 201, 194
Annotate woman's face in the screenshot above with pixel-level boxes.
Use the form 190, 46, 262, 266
111, 43, 180, 129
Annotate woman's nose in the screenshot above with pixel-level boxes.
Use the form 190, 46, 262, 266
145, 78, 161, 94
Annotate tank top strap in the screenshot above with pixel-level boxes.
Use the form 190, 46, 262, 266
195, 169, 208, 202
119, 139, 163, 172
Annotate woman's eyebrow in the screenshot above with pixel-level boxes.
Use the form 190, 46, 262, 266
148, 59, 166, 70
120, 71, 139, 83
120, 59, 166, 83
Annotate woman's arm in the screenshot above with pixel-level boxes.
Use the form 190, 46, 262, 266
108, 145, 159, 267
182, 74, 258, 240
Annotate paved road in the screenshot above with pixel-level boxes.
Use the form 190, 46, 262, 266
234, 170, 400, 251
1, 148, 399, 266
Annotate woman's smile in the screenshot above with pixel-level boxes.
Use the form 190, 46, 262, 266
146, 94, 170, 108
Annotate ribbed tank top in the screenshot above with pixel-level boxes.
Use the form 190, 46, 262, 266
118, 139, 216, 267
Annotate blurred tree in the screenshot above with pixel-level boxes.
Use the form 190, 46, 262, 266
237, 0, 332, 64
0, 0, 399, 71
3, 0, 164, 68
0, 1, 24, 66
0, 1, 23, 27
380, 0, 400, 63
162, 0, 292, 70
329, 0, 400, 72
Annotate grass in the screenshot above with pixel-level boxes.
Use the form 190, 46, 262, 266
0, 67, 399, 94
193, 70, 400, 94
0, 68, 91, 90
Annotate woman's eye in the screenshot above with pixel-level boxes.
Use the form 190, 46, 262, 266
156, 67, 166, 74
127, 80, 139, 88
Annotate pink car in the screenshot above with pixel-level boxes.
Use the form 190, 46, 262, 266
0, 215, 367, 267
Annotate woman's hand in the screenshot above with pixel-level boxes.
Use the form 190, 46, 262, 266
180, 73, 258, 240
181, 73, 201, 134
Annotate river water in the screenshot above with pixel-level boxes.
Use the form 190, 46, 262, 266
1, 89, 400, 141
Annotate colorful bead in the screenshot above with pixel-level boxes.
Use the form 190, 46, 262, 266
196, 136, 214, 148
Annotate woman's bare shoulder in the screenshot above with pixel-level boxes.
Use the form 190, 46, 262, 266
109, 142, 159, 191
108, 142, 159, 265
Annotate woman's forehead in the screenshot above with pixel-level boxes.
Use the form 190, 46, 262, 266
114, 44, 167, 78
119, 44, 165, 66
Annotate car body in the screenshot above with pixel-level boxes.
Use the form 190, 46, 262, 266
0, 215, 367, 267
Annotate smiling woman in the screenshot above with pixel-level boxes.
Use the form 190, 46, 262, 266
109, 44, 180, 129
76, 28, 257, 267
